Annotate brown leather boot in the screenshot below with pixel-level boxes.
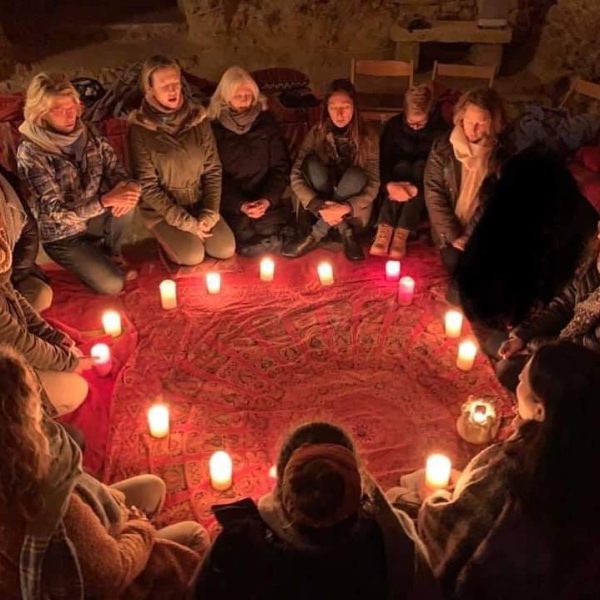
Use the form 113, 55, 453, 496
389, 227, 410, 259
369, 224, 393, 257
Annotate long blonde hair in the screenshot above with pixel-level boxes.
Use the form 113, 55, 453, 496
23, 72, 81, 126
0, 346, 50, 522
208, 66, 267, 119
453, 86, 508, 139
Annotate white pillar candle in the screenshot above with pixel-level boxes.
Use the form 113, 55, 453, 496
159, 279, 177, 310
398, 276, 415, 306
90, 343, 112, 377
269, 465, 278, 479
147, 404, 170, 438
206, 272, 221, 294
260, 257, 275, 282
425, 454, 452, 489
209, 451, 233, 491
457, 340, 478, 371
385, 260, 401, 281
317, 262, 334, 286
444, 310, 463, 338
102, 310, 122, 337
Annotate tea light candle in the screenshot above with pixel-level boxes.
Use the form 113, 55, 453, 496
209, 451, 233, 491
385, 260, 401, 281
90, 343, 112, 377
102, 310, 122, 337
206, 272, 221, 294
457, 340, 478, 371
444, 310, 463, 338
159, 279, 177, 310
398, 276, 415, 306
260, 257, 275, 282
317, 262, 334, 286
147, 404, 170, 438
425, 454, 452, 489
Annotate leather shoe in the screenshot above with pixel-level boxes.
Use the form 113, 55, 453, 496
281, 233, 320, 258
340, 228, 365, 261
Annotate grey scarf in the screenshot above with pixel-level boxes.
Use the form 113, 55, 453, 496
19, 119, 88, 161
217, 103, 262, 135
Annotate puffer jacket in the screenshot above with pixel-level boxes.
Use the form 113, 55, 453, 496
514, 256, 600, 352
424, 133, 504, 246
128, 111, 222, 233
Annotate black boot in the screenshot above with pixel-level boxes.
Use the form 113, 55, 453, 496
340, 227, 365, 261
281, 233, 320, 258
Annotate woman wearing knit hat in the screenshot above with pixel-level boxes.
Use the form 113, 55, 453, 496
190, 422, 440, 599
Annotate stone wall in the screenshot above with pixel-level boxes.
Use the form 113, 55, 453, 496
529, 0, 600, 84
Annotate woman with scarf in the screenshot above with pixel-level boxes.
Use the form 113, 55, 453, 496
17, 72, 140, 296
209, 66, 291, 257
190, 421, 440, 599
129, 55, 235, 269
398, 342, 600, 599
282, 79, 380, 262
0, 345, 208, 600
371, 84, 449, 259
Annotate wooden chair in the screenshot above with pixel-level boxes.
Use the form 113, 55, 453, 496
431, 61, 496, 89
350, 58, 414, 122
560, 78, 600, 109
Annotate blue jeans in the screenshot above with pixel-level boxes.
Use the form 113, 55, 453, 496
44, 210, 133, 295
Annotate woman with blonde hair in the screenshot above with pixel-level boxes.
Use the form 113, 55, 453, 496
129, 55, 235, 269
371, 84, 449, 259
282, 79, 379, 261
209, 66, 291, 256
17, 72, 140, 295
0, 345, 208, 599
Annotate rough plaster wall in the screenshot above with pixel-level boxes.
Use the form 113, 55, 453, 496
530, 0, 600, 83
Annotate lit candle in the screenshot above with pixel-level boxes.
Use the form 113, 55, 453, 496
159, 279, 177, 310
385, 260, 401, 281
470, 401, 493, 425
90, 343, 112, 377
425, 454, 452, 489
456, 340, 478, 371
102, 310, 122, 337
269, 465, 278, 479
398, 276, 415, 306
260, 258, 275, 282
147, 404, 170, 438
317, 262, 334, 286
444, 310, 463, 338
209, 451, 233, 491
206, 272, 221, 294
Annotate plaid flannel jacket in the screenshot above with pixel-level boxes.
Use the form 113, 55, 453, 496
17, 127, 129, 243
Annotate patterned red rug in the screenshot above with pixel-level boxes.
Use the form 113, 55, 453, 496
46, 242, 513, 533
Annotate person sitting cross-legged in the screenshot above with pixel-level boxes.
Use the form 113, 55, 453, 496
282, 79, 380, 262
371, 84, 449, 259
209, 66, 292, 257
190, 421, 440, 599
17, 72, 140, 296
0, 345, 208, 600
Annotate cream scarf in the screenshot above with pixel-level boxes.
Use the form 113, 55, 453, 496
19, 119, 87, 158
450, 125, 495, 226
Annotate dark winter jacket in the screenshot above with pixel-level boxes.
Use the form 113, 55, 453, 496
514, 255, 600, 352
211, 111, 291, 215
424, 133, 504, 246
379, 107, 449, 187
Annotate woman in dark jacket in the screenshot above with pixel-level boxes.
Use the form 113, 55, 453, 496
209, 66, 291, 256
371, 84, 449, 259
190, 422, 439, 600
